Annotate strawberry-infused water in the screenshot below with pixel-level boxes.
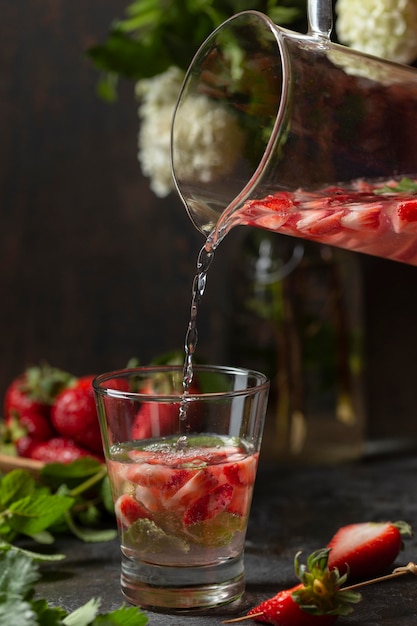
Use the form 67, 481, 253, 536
208, 177, 417, 266
108, 435, 257, 567
93, 365, 269, 611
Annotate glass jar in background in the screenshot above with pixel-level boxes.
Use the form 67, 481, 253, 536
228, 229, 366, 464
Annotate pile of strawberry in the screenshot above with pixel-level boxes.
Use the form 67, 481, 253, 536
2, 364, 104, 463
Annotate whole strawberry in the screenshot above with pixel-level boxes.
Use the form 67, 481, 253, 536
246, 550, 360, 626
51, 375, 104, 456
327, 520, 412, 580
4, 364, 74, 455
4, 363, 74, 423
248, 585, 336, 626
131, 377, 202, 440
29, 437, 95, 463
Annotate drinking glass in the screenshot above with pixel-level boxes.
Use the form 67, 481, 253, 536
93, 365, 269, 612
171, 9, 417, 265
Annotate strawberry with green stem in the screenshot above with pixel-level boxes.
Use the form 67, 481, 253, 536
224, 553, 417, 626
246, 549, 360, 626
3, 363, 74, 454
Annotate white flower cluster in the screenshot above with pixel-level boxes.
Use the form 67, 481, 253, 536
136, 66, 245, 198
336, 0, 417, 64
136, 67, 185, 197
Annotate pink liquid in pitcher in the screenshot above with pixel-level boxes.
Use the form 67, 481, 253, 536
226, 177, 417, 266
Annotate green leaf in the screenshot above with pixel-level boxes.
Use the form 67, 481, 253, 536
64, 510, 117, 543
0, 599, 38, 626
63, 597, 101, 626
0, 550, 40, 598
41, 457, 104, 484
1, 543, 66, 562
100, 476, 114, 515
94, 605, 148, 625
31, 598, 68, 624
375, 177, 417, 195
8, 493, 74, 536
0, 470, 35, 507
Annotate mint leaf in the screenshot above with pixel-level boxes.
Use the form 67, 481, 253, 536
0, 469, 36, 507
0, 550, 148, 626
0, 550, 40, 598
0, 599, 38, 625
375, 177, 417, 195
63, 597, 101, 625
41, 457, 103, 481
31, 598, 67, 624
64, 510, 117, 543
94, 605, 148, 625
0, 543, 66, 562
8, 493, 74, 536
100, 476, 114, 515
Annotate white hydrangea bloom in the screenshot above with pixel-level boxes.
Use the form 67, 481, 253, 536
172, 94, 245, 186
136, 67, 185, 197
336, 0, 417, 64
135, 66, 245, 198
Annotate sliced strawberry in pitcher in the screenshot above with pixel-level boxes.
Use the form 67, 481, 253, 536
114, 493, 149, 527
296, 209, 344, 236
341, 204, 382, 231
391, 198, 417, 234
183, 483, 234, 526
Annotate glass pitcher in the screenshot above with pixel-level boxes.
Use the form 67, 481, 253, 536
171, 8, 417, 265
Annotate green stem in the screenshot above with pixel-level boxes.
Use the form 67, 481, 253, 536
69, 465, 108, 498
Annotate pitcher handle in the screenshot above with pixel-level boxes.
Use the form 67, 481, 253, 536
307, 0, 333, 39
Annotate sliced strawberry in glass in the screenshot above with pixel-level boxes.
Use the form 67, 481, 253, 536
183, 483, 234, 526
170, 468, 218, 509
114, 493, 149, 527
227, 484, 251, 517
135, 483, 162, 513
223, 454, 258, 486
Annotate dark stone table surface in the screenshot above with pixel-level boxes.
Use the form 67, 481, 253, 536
35, 452, 417, 625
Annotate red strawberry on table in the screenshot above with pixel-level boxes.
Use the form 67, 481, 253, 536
327, 520, 412, 580
51, 375, 104, 456
245, 549, 360, 626
247, 585, 336, 626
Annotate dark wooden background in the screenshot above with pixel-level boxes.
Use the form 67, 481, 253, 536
2, 1, 417, 445
0, 1, 239, 394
